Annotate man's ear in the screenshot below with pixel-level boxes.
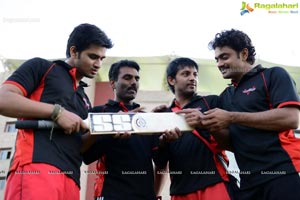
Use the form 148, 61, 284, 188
69, 46, 78, 58
240, 48, 249, 61
110, 80, 116, 90
167, 76, 175, 86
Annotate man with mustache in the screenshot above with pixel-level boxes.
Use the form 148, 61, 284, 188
82, 60, 179, 200
198, 29, 300, 200
155, 57, 234, 200
202, 29, 300, 200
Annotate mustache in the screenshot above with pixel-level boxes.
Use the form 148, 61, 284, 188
187, 81, 197, 86
127, 86, 137, 92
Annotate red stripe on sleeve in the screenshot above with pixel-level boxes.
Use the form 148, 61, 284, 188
3, 80, 28, 96
279, 129, 300, 172
278, 101, 300, 108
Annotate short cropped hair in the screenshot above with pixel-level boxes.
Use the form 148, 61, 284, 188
166, 57, 198, 93
109, 60, 140, 81
66, 23, 113, 57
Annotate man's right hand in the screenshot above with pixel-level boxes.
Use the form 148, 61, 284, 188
176, 108, 206, 129
56, 109, 88, 134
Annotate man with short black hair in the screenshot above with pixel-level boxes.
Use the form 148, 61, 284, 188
82, 60, 172, 200
156, 57, 234, 200
0, 23, 113, 200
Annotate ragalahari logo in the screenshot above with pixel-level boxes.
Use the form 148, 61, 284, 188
240, 2, 254, 15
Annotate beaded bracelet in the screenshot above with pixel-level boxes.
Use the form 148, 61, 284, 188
51, 104, 64, 122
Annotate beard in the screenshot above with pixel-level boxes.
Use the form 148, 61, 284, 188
182, 88, 196, 97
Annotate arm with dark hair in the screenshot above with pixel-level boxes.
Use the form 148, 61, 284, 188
202, 67, 300, 132
203, 107, 299, 132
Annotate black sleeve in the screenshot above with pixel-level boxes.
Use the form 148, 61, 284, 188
219, 87, 234, 110
151, 135, 160, 163
82, 135, 113, 164
89, 105, 106, 112
266, 67, 300, 108
6, 57, 53, 96
203, 95, 220, 109
152, 142, 170, 169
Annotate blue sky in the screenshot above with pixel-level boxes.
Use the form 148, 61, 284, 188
0, 0, 299, 67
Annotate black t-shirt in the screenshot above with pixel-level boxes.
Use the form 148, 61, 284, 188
83, 100, 160, 200
156, 94, 227, 195
220, 65, 300, 189
5, 57, 91, 187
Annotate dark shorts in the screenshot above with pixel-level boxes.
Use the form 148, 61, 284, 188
171, 182, 231, 200
239, 173, 300, 200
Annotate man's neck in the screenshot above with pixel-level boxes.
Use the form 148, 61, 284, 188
232, 63, 254, 84
175, 94, 193, 108
114, 98, 133, 105
64, 59, 82, 86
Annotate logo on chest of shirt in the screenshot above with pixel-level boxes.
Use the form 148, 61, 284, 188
242, 86, 256, 95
